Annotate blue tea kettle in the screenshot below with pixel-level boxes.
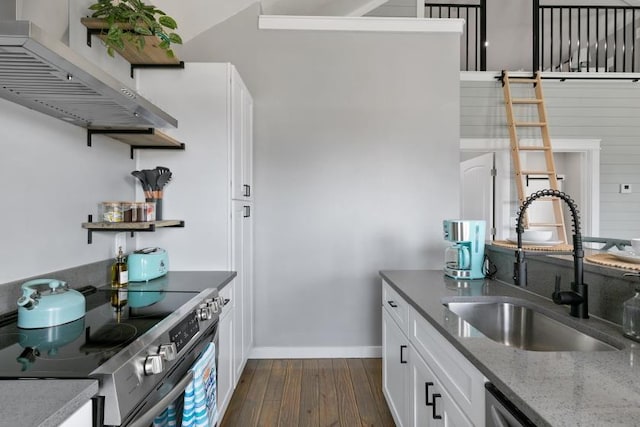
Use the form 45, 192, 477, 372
17, 279, 86, 329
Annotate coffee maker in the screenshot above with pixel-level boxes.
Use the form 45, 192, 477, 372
443, 219, 486, 280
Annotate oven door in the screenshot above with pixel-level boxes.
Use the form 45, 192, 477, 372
122, 322, 219, 427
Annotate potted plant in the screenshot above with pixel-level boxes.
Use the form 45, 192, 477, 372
85, 0, 182, 60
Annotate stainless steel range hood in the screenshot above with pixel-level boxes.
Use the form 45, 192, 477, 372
0, 20, 177, 129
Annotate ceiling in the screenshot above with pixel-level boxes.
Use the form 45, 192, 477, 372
150, 0, 389, 42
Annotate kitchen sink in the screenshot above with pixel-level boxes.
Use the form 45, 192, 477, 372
443, 299, 622, 352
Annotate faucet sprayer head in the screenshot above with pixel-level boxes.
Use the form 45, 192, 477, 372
515, 189, 581, 238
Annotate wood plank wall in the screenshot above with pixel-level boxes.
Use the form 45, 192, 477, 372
461, 78, 640, 238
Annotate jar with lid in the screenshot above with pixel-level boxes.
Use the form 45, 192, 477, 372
101, 202, 123, 223
121, 202, 137, 222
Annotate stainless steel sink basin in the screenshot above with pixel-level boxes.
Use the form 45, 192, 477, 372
444, 300, 621, 352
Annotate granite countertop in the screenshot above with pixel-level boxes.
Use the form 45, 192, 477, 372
0, 379, 98, 427
0, 270, 236, 426
380, 270, 640, 427
145, 270, 237, 292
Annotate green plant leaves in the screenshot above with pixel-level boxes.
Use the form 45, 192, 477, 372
158, 16, 177, 30
87, 0, 181, 58
168, 33, 182, 44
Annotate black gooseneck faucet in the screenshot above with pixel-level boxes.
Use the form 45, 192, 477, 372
514, 189, 589, 319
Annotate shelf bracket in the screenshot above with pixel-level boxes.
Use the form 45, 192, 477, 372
87, 214, 93, 244
130, 142, 186, 159
87, 128, 185, 159
130, 62, 185, 79
88, 128, 155, 148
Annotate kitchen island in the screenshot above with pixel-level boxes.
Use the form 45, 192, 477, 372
380, 270, 640, 426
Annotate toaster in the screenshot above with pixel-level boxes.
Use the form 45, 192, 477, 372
127, 247, 169, 282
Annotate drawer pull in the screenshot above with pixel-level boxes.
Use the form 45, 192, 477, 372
425, 382, 434, 406
387, 300, 398, 308
400, 345, 407, 364
432, 393, 442, 420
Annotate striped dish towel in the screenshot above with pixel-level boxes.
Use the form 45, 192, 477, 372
153, 404, 177, 427
182, 342, 218, 427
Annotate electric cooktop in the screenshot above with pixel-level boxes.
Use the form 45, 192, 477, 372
0, 276, 209, 379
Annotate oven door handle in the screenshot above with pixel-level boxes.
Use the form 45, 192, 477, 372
128, 370, 194, 427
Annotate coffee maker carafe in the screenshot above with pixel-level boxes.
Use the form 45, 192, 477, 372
443, 220, 486, 280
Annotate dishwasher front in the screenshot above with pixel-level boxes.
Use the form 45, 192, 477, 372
485, 383, 537, 427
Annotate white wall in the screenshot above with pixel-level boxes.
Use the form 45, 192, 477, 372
0, 0, 137, 287
0, 99, 136, 285
179, 5, 461, 351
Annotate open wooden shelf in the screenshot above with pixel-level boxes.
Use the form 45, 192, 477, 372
87, 128, 185, 158
82, 219, 184, 244
81, 17, 182, 66
82, 220, 184, 231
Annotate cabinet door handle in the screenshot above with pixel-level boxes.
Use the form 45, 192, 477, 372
425, 382, 434, 406
431, 393, 442, 420
387, 300, 398, 308
244, 184, 251, 197
243, 205, 251, 218
223, 298, 230, 306
400, 345, 407, 364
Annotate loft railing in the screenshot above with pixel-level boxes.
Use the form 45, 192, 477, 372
534, 0, 640, 73
424, 1, 486, 71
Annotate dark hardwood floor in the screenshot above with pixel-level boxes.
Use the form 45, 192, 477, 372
220, 358, 396, 427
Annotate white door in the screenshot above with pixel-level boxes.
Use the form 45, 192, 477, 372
525, 174, 565, 240
460, 153, 494, 240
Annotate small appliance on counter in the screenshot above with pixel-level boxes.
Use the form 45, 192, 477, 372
127, 247, 169, 282
17, 279, 86, 329
443, 219, 486, 280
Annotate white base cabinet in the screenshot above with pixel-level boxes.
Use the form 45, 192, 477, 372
410, 349, 473, 427
382, 280, 485, 427
59, 400, 92, 427
231, 200, 254, 382
217, 282, 235, 418
382, 309, 409, 427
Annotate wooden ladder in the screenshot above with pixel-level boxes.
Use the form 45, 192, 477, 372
501, 70, 568, 244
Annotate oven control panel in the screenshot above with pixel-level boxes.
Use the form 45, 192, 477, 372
169, 310, 200, 353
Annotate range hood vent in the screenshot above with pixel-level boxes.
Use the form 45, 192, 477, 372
0, 20, 177, 129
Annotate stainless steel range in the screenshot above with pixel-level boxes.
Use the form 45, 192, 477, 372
0, 272, 230, 427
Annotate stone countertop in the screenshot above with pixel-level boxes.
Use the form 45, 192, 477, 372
0, 270, 236, 426
143, 270, 237, 292
380, 270, 640, 427
0, 379, 98, 427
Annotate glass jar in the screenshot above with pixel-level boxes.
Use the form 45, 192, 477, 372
144, 201, 156, 222
121, 202, 137, 222
101, 202, 123, 223
623, 285, 640, 342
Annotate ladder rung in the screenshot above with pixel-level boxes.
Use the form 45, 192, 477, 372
514, 121, 546, 127
518, 146, 551, 151
511, 98, 543, 104
508, 78, 537, 83
521, 170, 555, 175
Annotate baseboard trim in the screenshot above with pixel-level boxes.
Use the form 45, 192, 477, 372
249, 346, 382, 359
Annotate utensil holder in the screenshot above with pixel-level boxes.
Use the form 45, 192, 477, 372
146, 198, 162, 220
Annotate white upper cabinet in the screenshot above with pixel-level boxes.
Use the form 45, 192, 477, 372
230, 68, 254, 201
